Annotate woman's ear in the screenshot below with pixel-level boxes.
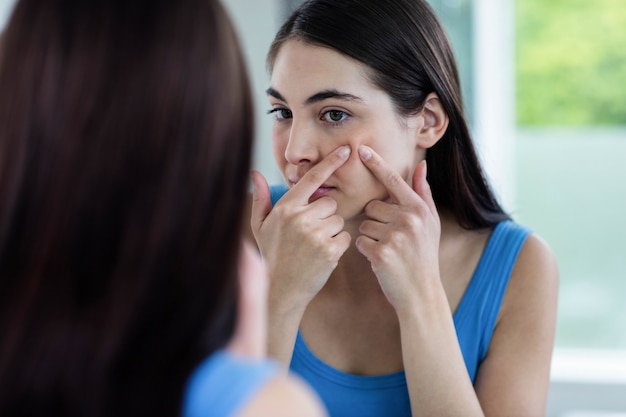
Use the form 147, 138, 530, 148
415, 93, 449, 149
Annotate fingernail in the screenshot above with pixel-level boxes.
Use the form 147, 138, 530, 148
358, 145, 371, 161
338, 145, 351, 159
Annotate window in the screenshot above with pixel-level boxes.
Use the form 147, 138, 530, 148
516, 0, 626, 352
515, 0, 626, 415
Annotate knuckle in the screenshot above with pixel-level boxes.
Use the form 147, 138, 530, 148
309, 229, 326, 246
398, 212, 419, 230
376, 244, 395, 264
295, 215, 314, 231
327, 233, 350, 259
318, 241, 337, 261
332, 213, 345, 229
272, 204, 295, 221
387, 230, 405, 247
364, 200, 382, 216
385, 171, 404, 188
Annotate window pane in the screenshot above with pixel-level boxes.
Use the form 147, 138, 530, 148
516, 128, 626, 349
516, 0, 626, 126
516, 0, 626, 350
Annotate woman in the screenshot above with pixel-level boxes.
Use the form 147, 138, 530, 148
249, 0, 559, 416
0, 0, 325, 416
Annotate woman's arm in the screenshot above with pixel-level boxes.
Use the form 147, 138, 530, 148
474, 234, 559, 416
356, 146, 558, 416
357, 147, 484, 416
397, 235, 558, 417
230, 242, 329, 417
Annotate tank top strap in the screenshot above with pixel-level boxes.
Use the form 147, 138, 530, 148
453, 220, 531, 376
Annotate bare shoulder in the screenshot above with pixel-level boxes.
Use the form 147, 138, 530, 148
496, 231, 559, 342
235, 372, 328, 417
513, 232, 559, 287
474, 232, 559, 416
502, 232, 559, 319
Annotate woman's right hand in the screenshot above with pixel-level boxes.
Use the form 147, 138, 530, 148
250, 145, 352, 365
250, 145, 352, 314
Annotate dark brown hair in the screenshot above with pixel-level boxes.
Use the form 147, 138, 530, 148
0, 0, 253, 415
268, 0, 509, 229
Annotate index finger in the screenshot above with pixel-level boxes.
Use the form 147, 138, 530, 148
286, 145, 351, 204
358, 145, 414, 204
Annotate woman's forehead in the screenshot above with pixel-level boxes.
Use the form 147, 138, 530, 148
269, 40, 380, 103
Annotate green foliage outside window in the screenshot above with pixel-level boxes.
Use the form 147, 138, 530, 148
516, 0, 626, 126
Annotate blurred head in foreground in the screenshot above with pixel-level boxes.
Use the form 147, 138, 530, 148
0, 0, 253, 415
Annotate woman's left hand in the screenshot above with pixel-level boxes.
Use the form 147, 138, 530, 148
355, 145, 442, 313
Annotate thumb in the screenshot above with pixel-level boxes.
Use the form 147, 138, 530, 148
412, 160, 437, 214
250, 170, 272, 233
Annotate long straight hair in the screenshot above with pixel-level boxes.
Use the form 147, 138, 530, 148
0, 0, 253, 415
268, 0, 509, 229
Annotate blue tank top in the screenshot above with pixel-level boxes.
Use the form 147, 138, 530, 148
182, 350, 280, 417
269, 184, 531, 417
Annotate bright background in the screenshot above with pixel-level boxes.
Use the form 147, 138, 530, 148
514, 0, 626, 352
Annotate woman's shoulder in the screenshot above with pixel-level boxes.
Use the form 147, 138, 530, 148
473, 228, 558, 414
236, 372, 327, 417
474, 219, 558, 304
490, 224, 559, 329
183, 351, 327, 417
507, 230, 559, 307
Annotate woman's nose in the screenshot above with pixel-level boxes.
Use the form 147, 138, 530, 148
284, 121, 320, 166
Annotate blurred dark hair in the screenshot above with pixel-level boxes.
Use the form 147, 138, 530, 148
0, 0, 253, 415
268, 0, 509, 229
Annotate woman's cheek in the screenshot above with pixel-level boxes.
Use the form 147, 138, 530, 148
372, 144, 416, 183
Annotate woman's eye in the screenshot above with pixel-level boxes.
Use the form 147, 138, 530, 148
322, 110, 348, 123
268, 108, 292, 120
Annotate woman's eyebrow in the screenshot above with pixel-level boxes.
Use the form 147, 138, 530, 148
304, 89, 364, 105
266, 87, 363, 106
266, 87, 286, 102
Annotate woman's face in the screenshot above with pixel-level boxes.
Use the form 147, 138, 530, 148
268, 40, 425, 220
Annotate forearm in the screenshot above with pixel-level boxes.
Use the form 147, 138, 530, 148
267, 292, 306, 366
397, 287, 484, 417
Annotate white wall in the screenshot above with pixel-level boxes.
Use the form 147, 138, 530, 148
222, 0, 283, 184
473, 0, 517, 213
548, 349, 626, 416
0, 0, 15, 29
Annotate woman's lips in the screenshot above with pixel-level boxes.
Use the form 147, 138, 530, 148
289, 176, 336, 200
309, 185, 335, 200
